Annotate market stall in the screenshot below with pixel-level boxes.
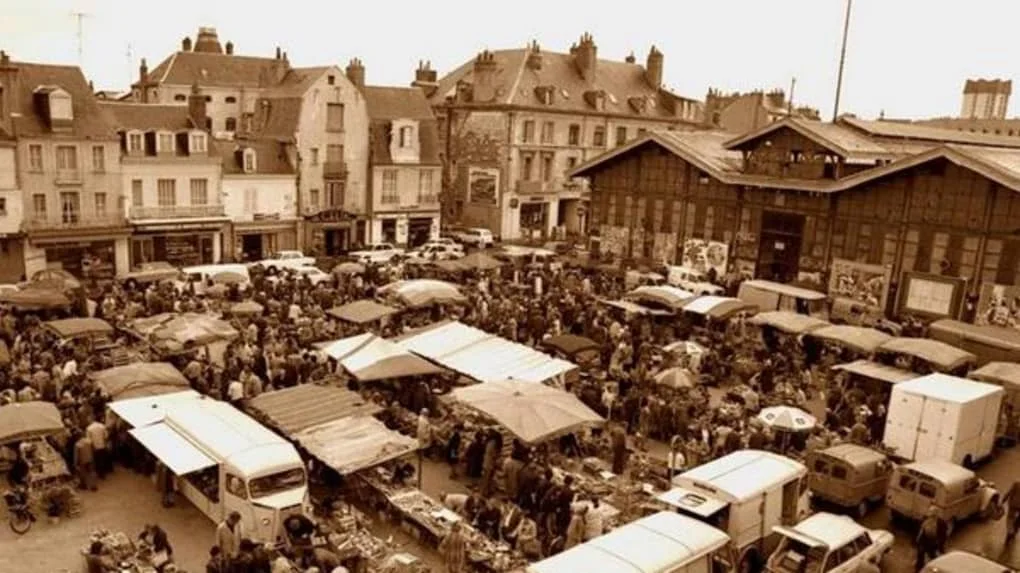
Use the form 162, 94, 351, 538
328, 300, 400, 325
91, 362, 190, 400
44, 317, 114, 341
378, 279, 467, 308
749, 310, 830, 335
969, 362, 1020, 444
806, 324, 892, 355
0, 288, 71, 311
295, 416, 419, 477
928, 318, 1020, 365
247, 384, 382, 437
541, 334, 600, 365
395, 320, 577, 384
682, 295, 757, 320
317, 333, 446, 382
598, 298, 673, 317
660, 340, 708, 373
0, 401, 76, 517
877, 337, 976, 374
125, 312, 239, 362
624, 285, 696, 313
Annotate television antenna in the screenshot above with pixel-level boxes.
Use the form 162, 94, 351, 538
70, 11, 91, 66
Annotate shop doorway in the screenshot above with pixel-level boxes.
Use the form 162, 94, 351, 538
381, 220, 397, 244
241, 234, 263, 262
756, 210, 804, 283
408, 218, 432, 247
520, 201, 548, 240
324, 229, 349, 255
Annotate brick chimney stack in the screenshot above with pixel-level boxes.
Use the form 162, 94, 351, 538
472, 50, 498, 102
193, 27, 223, 54
225, 41, 234, 55
646, 45, 663, 89
346, 58, 365, 89
625, 52, 636, 64
411, 60, 438, 97
526, 40, 543, 70
188, 83, 207, 129
0, 51, 15, 131
181, 36, 192, 52
575, 33, 597, 84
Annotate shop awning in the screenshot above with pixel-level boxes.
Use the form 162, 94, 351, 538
316, 333, 445, 381
294, 416, 419, 475
108, 390, 202, 428
247, 384, 381, 436
44, 317, 114, 339
598, 298, 673, 316
395, 320, 577, 384
0, 401, 65, 445
129, 423, 216, 475
749, 311, 829, 335
683, 295, 757, 319
832, 360, 918, 384
625, 285, 696, 310
91, 362, 190, 400
327, 300, 398, 324
878, 337, 976, 371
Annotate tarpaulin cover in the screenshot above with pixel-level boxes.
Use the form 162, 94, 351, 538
327, 300, 398, 324
750, 311, 830, 335
832, 360, 918, 385
395, 320, 577, 384
92, 362, 191, 400
0, 401, 64, 445
0, 289, 70, 309
44, 317, 114, 339
682, 296, 757, 319
542, 335, 599, 357
316, 333, 445, 381
626, 285, 696, 310
452, 378, 603, 443
378, 279, 466, 308
294, 416, 419, 475
130, 313, 239, 349
808, 325, 893, 354
879, 337, 976, 371
971, 362, 1020, 390
247, 384, 382, 436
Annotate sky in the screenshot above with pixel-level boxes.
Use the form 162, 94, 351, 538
1, 0, 1017, 120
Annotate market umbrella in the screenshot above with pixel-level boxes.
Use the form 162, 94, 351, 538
378, 279, 466, 308
653, 366, 697, 389
451, 378, 604, 444
0, 288, 71, 310
457, 252, 504, 271
333, 261, 366, 275
211, 271, 246, 285
758, 406, 816, 432
750, 311, 829, 335
327, 300, 398, 324
542, 335, 599, 357
808, 325, 892, 354
230, 301, 264, 316
0, 401, 65, 445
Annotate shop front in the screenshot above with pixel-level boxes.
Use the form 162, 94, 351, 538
0, 236, 26, 283
369, 211, 440, 248
305, 209, 365, 255
23, 232, 131, 281
131, 221, 226, 269
229, 219, 299, 263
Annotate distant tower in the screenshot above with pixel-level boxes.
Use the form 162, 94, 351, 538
961, 79, 1011, 119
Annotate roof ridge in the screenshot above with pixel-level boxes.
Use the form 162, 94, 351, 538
504, 48, 530, 105
159, 52, 178, 84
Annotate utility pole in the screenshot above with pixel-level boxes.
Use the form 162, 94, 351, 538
788, 77, 797, 116
832, 0, 853, 121
126, 44, 133, 88
70, 11, 91, 66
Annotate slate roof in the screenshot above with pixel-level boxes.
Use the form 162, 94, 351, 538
212, 137, 294, 175
363, 86, 435, 120
272, 66, 334, 97
8, 61, 117, 139
249, 97, 303, 140
724, 117, 897, 161
432, 47, 698, 120
146, 51, 289, 88
369, 118, 441, 166
98, 101, 195, 131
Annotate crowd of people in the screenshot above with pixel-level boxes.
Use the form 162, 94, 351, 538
0, 248, 995, 573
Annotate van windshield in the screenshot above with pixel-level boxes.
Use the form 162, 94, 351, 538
767, 538, 825, 573
248, 467, 306, 498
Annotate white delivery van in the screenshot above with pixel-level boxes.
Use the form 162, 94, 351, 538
527, 511, 734, 573
657, 450, 810, 573
109, 391, 310, 543
882, 373, 1004, 467
178, 263, 252, 295
737, 280, 829, 318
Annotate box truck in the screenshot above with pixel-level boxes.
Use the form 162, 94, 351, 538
882, 373, 1004, 467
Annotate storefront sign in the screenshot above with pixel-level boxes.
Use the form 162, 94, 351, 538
828, 258, 892, 317
467, 167, 499, 205
896, 271, 967, 320
681, 238, 729, 277
975, 283, 1020, 330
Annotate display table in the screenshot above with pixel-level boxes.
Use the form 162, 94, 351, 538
26, 438, 70, 488
80, 530, 163, 573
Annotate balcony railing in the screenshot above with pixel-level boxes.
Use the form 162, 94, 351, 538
323, 161, 348, 179
54, 168, 82, 184
23, 211, 126, 232
129, 205, 226, 220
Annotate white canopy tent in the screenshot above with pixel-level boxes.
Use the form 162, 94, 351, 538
395, 320, 577, 384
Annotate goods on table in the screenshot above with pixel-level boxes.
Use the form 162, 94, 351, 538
82, 529, 160, 573
25, 438, 71, 486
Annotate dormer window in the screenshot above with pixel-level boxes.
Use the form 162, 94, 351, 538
48, 89, 73, 121
399, 126, 414, 148
189, 132, 207, 155
127, 131, 143, 153
157, 132, 175, 154
243, 148, 257, 173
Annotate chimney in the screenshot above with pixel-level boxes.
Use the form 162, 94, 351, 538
525, 40, 543, 70
139, 58, 148, 83
188, 83, 207, 129
345, 58, 365, 89
575, 33, 597, 83
625, 52, 636, 64
181, 36, 192, 52
225, 41, 234, 55
412, 60, 439, 97
0, 51, 15, 129
275, 47, 282, 60
193, 27, 223, 54
645, 45, 663, 89
472, 50, 498, 102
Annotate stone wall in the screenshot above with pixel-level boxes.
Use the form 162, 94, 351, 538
444, 110, 507, 231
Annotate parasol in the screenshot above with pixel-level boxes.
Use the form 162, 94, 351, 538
378, 279, 466, 308
758, 405, 816, 432
457, 252, 505, 271
0, 401, 65, 445
333, 261, 366, 275
230, 301, 265, 316
750, 311, 829, 335
327, 299, 398, 324
653, 367, 697, 389
211, 271, 246, 285
451, 378, 604, 444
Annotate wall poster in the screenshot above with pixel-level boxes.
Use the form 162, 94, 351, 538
975, 283, 1020, 329
681, 238, 729, 277
828, 258, 892, 316
895, 271, 967, 320
466, 167, 499, 205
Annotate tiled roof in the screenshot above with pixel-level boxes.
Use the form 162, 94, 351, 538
98, 101, 195, 131
271, 66, 333, 97
657, 130, 743, 174
212, 137, 294, 175
8, 61, 117, 139
363, 86, 435, 120
369, 118, 441, 166
249, 97, 303, 139
839, 116, 1020, 149
433, 47, 697, 120
724, 117, 896, 161
147, 51, 289, 88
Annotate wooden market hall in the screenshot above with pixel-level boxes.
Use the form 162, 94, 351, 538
570, 116, 1020, 317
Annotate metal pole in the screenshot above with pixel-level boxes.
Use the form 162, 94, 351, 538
832, 0, 853, 121
788, 78, 796, 116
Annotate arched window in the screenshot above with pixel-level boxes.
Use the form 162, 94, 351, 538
225, 117, 237, 131
174, 94, 186, 102
225, 96, 237, 104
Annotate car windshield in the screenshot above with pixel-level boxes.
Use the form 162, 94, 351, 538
767, 538, 826, 573
248, 467, 306, 498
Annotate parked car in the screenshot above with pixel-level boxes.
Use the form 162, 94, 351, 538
806, 444, 893, 517
921, 550, 1017, 573
423, 238, 463, 251
251, 250, 316, 274
886, 459, 1003, 534
455, 227, 495, 248
176, 263, 252, 295
766, 512, 893, 573
349, 243, 405, 264
119, 261, 179, 287
269, 266, 332, 286
407, 243, 464, 261
665, 265, 724, 296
